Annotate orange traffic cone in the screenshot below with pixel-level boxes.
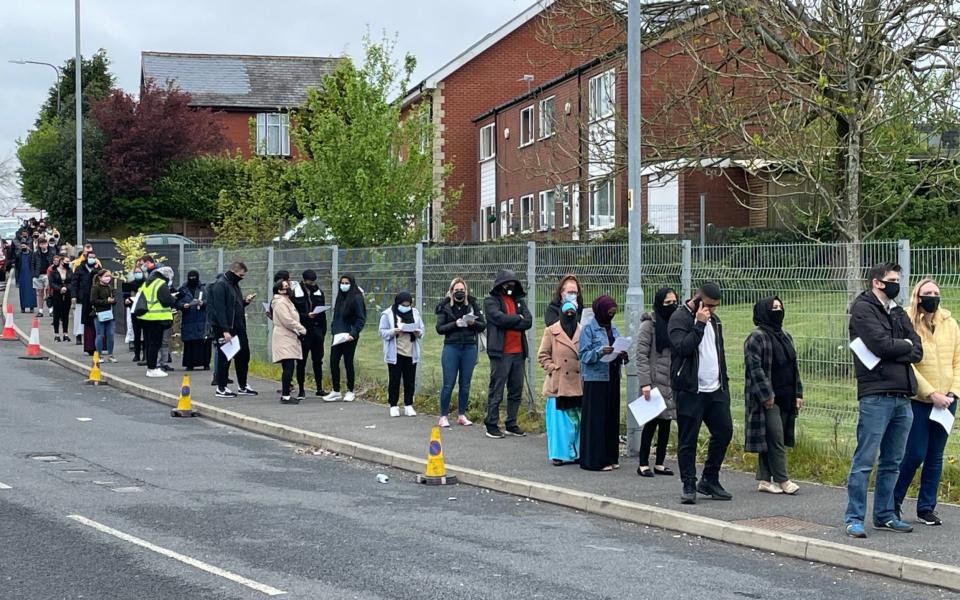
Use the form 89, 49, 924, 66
416, 426, 457, 485
171, 374, 197, 418
0, 304, 16, 341
18, 317, 46, 360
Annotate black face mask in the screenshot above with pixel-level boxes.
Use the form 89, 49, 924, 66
919, 296, 941, 313
188, 277, 200, 284
769, 310, 785, 328
880, 281, 901, 300
656, 302, 678, 321
453, 291, 466, 301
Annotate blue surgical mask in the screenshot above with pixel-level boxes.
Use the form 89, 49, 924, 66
87, 257, 97, 266
339, 283, 351, 293
134, 272, 144, 281
397, 305, 412, 314
564, 293, 578, 305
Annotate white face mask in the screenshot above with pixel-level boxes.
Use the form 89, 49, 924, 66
340, 284, 351, 293
564, 292, 578, 304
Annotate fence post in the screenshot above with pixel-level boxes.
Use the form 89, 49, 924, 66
526, 241, 537, 410
898, 239, 911, 306
266, 246, 275, 359
178, 243, 185, 286
681, 239, 692, 300
217, 247, 224, 274
330, 245, 339, 299
415, 243, 424, 393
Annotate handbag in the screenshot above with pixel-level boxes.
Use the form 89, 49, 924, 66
133, 292, 147, 317
96, 309, 114, 323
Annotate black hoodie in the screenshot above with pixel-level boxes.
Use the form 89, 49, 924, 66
483, 269, 532, 357
848, 290, 922, 398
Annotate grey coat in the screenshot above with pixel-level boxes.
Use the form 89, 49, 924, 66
636, 314, 677, 420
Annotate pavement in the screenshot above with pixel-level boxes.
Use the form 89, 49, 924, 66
5, 279, 960, 592
2, 348, 948, 599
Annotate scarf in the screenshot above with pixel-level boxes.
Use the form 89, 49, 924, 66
560, 301, 578, 340
392, 291, 416, 341
752, 296, 796, 366
592, 295, 617, 344
653, 287, 677, 353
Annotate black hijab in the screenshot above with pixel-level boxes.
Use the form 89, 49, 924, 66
392, 291, 415, 342
560, 303, 578, 340
186, 270, 201, 291
752, 296, 796, 366
653, 287, 677, 353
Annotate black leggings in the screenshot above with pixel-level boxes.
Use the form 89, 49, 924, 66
142, 321, 169, 369
330, 339, 357, 392
639, 418, 672, 467
387, 354, 416, 407
132, 316, 143, 357
51, 296, 70, 334
280, 359, 296, 396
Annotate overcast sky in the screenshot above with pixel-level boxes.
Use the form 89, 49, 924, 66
0, 0, 530, 171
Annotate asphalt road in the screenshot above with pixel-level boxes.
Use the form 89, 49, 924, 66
0, 348, 954, 600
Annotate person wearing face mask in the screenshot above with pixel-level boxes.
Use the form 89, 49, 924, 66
544, 274, 584, 327
892, 278, 959, 527
177, 270, 211, 371
844, 262, 923, 538
15, 240, 37, 314
578, 295, 628, 471
744, 296, 803, 496
207, 262, 258, 396
71, 243, 101, 271
483, 269, 533, 439
90, 268, 118, 363
138, 262, 177, 377
48, 255, 73, 342
70, 251, 101, 352
379, 291, 425, 417
323, 275, 366, 402
635, 287, 679, 478
123, 263, 147, 362
271, 279, 307, 404
30, 236, 55, 317
435, 277, 487, 428
539, 300, 583, 465
291, 269, 328, 401
49, 229, 62, 253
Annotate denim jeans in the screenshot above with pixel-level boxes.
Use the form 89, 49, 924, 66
894, 399, 957, 514
94, 317, 115, 356
440, 343, 478, 416
844, 394, 913, 525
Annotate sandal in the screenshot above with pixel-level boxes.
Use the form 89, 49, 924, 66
601, 465, 615, 471
654, 466, 675, 476
637, 467, 655, 478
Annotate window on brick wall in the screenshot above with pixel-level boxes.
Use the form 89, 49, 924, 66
479, 123, 495, 161
589, 179, 615, 230
560, 186, 573, 228
538, 189, 556, 231
520, 106, 534, 146
538, 96, 555, 139
256, 113, 290, 156
588, 69, 616, 122
520, 194, 534, 232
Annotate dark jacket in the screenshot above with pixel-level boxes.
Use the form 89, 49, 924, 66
49, 266, 73, 299
90, 280, 115, 316
331, 294, 366, 338
122, 278, 144, 301
291, 281, 328, 336
483, 269, 533, 358
636, 313, 677, 419
30, 247, 55, 278
668, 301, 728, 395
848, 290, 923, 398
177, 283, 207, 342
206, 272, 246, 336
435, 295, 487, 345
743, 328, 804, 453
544, 299, 584, 327
70, 263, 97, 305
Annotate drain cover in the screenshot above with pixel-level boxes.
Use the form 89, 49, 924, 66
733, 516, 832, 533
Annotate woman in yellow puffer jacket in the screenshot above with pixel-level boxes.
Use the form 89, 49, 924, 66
893, 278, 959, 526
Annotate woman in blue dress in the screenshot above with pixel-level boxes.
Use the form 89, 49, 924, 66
16, 241, 37, 312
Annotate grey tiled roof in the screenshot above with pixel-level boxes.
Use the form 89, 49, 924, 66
141, 52, 341, 110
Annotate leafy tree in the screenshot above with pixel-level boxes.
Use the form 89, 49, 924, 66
38, 49, 115, 124
152, 155, 238, 224
214, 157, 301, 247
90, 79, 226, 198
294, 37, 442, 247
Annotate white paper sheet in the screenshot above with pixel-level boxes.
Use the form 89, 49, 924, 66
628, 387, 668, 428
600, 336, 633, 362
311, 305, 330, 315
462, 313, 477, 324
332, 333, 352, 346
220, 336, 241, 361
930, 406, 955, 434
400, 322, 420, 333
261, 302, 271, 313
849, 337, 881, 370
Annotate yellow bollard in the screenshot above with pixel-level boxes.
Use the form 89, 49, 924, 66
86, 352, 102, 385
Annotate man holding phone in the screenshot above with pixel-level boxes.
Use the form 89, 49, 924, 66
206, 261, 258, 398
668, 282, 733, 505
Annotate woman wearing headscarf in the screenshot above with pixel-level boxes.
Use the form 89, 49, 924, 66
579, 295, 628, 471
543, 274, 584, 326
635, 287, 679, 477
15, 239, 37, 313
271, 279, 307, 404
539, 300, 583, 465
323, 274, 366, 403
744, 296, 803, 495
178, 270, 211, 371
379, 291, 425, 417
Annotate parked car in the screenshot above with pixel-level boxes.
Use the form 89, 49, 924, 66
143, 234, 196, 246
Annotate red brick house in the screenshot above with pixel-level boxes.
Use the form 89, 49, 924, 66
140, 52, 340, 159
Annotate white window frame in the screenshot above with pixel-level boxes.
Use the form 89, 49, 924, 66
561, 186, 572, 228
538, 189, 556, 231
588, 69, 616, 122
588, 179, 615, 231
479, 123, 496, 161
256, 112, 291, 156
520, 194, 534, 232
483, 206, 496, 241
507, 198, 515, 234
538, 96, 555, 139
519, 106, 534, 147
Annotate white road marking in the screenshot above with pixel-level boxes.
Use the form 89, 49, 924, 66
76, 417, 92, 422
67, 515, 286, 596
0, 482, 11, 490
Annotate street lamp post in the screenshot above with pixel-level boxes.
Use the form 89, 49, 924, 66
7, 60, 62, 114
624, 0, 644, 456
75, 0, 83, 246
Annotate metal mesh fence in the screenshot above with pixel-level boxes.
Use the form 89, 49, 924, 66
338, 246, 417, 315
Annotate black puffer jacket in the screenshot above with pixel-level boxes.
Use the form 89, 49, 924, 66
435, 295, 487, 345
292, 281, 328, 336
206, 272, 247, 336
483, 269, 532, 357
848, 290, 922, 398
30, 247, 55, 278
668, 301, 728, 395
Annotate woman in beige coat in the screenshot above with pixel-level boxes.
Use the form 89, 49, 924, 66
271, 280, 307, 404
538, 301, 583, 465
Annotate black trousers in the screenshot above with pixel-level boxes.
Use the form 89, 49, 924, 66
639, 418, 672, 467
132, 316, 143, 357
142, 321, 169, 370
216, 331, 250, 389
296, 328, 325, 392
485, 353, 525, 429
676, 389, 733, 484
330, 339, 357, 392
51, 295, 70, 334
280, 358, 296, 396
387, 354, 416, 406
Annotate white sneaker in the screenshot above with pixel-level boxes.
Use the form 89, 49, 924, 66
322, 391, 342, 402
38, 309, 44, 317
438, 416, 450, 428
404, 405, 417, 417
779, 480, 800, 495
343, 391, 356, 402
145, 368, 168, 378
758, 481, 783, 494
389, 406, 400, 417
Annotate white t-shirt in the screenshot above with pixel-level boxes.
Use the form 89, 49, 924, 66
698, 320, 721, 392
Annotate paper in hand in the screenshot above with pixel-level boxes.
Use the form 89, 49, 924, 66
849, 337, 881, 370
400, 322, 420, 333
311, 305, 329, 315
332, 333, 352, 346
261, 302, 271, 313
628, 387, 668, 428
930, 406, 955, 434
220, 336, 241, 361
600, 336, 633, 362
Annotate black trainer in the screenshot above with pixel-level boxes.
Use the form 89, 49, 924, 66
917, 510, 942, 526
681, 481, 697, 505
216, 387, 237, 398
485, 426, 505, 439
296, 391, 306, 401
237, 386, 258, 396
316, 389, 328, 397
697, 479, 733, 501
504, 425, 526, 437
